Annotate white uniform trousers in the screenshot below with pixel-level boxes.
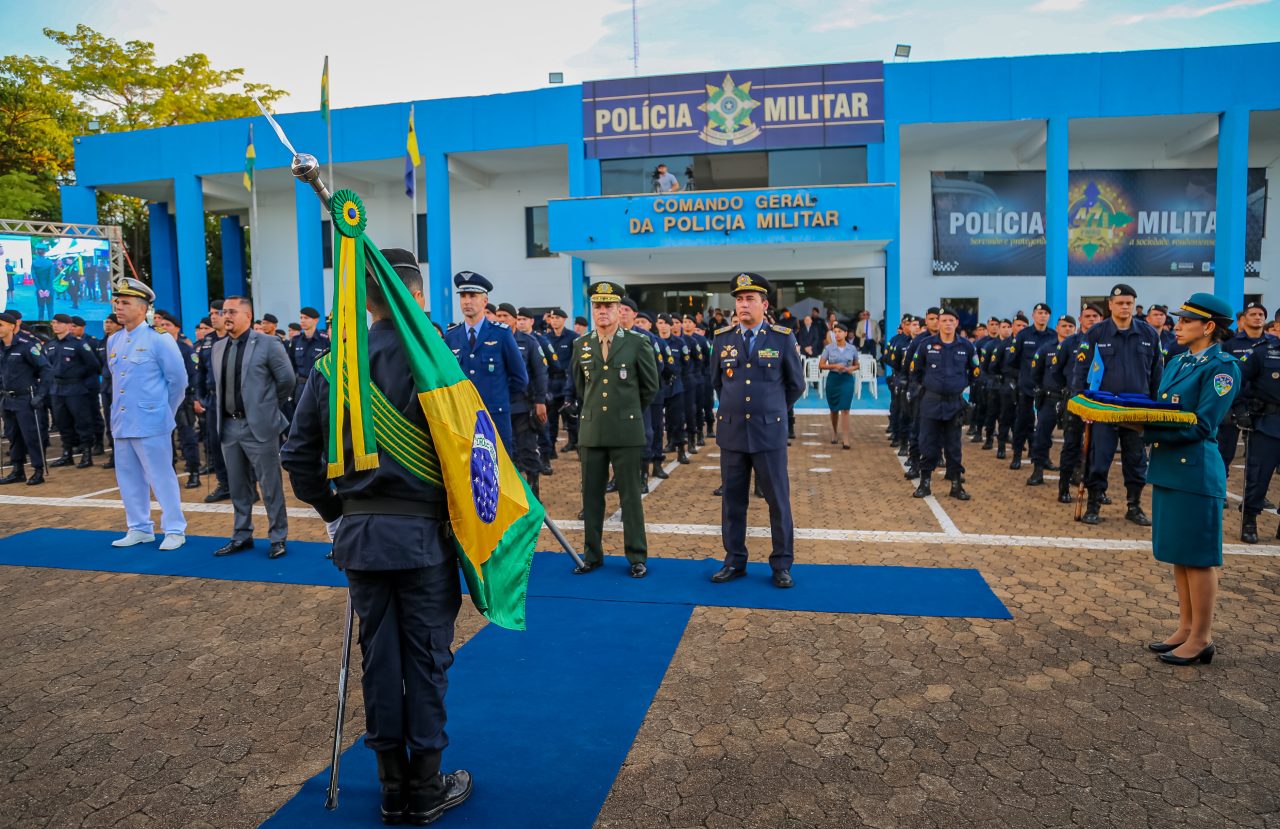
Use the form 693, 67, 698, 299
113, 434, 187, 535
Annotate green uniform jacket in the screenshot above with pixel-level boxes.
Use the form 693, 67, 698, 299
1142, 343, 1239, 498
571, 327, 659, 448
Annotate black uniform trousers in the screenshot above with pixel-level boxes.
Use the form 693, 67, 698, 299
91, 388, 104, 447
1243, 430, 1280, 513
888, 382, 906, 440
173, 401, 200, 471
100, 390, 112, 449
721, 447, 793, 572
905, 389, 923, 464
981, 381, 1000, 439
700, 378, 715, 431
1059, 410, 1085, 482
346, 562, 461, 756
3, 402, 45, 470
52, 393, 94, 453
1029, 396, 1060, 465
1011, 391, 1037, 453
202, 400, 228, 485
996, 383, 1017, 446
511, 409, 541, 477
664, 391, 686, 448
1084, 423, 1148, 494
549, 395, 576, 447
683, 379, 700, 442
645, 401, 665, 462
969, 385, 987, 435
1217, 421, 1241, 479
579, 445, 646, 564
919, 414, 965, 479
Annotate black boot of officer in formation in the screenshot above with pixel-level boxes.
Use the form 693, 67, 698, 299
949, 478, 971, 501
76, 447, 93, 469
405, 751, 472, 826
1241, 510, 1259, 544
1057, 478, 1074, 504
49, 449, 75, 468
1124, 484, 1151, 527
1082, 489, 1102, 524
1025, 463, 1044, 486
912, 474, 931, 498
1009, 448, 1022, 470
651, 459, 670, 480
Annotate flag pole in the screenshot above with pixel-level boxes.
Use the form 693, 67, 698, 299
409, 104, 419, 261
250, 171, 260, 311
325, 56, 335, 199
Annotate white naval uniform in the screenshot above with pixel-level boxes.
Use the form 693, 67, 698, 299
107, 323, 189, 535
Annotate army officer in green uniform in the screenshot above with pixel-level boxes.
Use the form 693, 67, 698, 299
570, 281, 660, 578
1141, 292, 1240, 667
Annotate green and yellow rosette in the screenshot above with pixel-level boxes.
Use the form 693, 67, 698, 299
326, 189, 378, 476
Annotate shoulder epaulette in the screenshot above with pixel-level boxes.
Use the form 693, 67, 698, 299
1216, 351, 1239, 363
446, 323, 461, 331
770, 324, 791, 335
714, 325, 734, 336
493, 321, 510, 329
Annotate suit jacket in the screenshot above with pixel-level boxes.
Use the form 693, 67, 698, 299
211, 330, 294, 442
570, 327, 659, 448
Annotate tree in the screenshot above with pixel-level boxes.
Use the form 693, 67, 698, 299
0, 55, 81, 218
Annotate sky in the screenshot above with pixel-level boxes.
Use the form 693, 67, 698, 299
1, 0, 1277, 113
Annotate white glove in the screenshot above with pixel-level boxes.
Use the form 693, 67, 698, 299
325, 517, 342, 541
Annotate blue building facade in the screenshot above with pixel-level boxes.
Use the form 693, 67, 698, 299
62, 43, 1280, 335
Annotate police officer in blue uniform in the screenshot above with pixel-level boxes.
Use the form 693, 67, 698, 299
1046, 304, 1102, 502
282, 254, 472, 826
635, 310, 674, 482
71, 315, 106, 455
909, 308, 973, 500
883, 316, 915, 450
1074, 284, 1163, 525
656, 313, 690, 464
0, 311, 52, 485
968, 317, 1000, 443
1146, 305, 1183, 359
97, 313, 121, 469
1217, 300, 1267, 480
195, 299, 231, 502
710, 273, 805, 588
543, 308, 577, 452
495, 303, 548, 498
902, 308, 940, 479
1025, 314, 1076, 486
696, 319, 716, 440
1003, 302, 1057, 470
46, 312, 101, 468
678, 314, 703, 454
442, 271, 528, 454
153, 310, 202, 488
619, 299, 666, 492
1235, 333, 1280, 543
519, 310, 557, 474
288, 306, 329, 421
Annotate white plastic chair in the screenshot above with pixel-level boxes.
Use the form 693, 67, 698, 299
804, 358, 823, 399
856, 355, 878, 400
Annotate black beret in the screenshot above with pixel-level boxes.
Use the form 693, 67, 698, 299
574, 316, 588, 327
8, 309, 20, 319
0, 312, 16, 325
154, 309, 179, 326
638, 311, 656, 325
1244, 300, 1268, 316
547, 307, 567, 318
70, 316, 86, 327
1109, 283, 1137, 298
1060, 314, 1077, 326
52, 313, 72, 323
300, 306, 320, 319
938, 308, 959, 320
381, 248, 419, 273
198, 317, 212, 327
926, 307, 942, 316
105, 313, 119, 324
1033, 302, 1051, 314
1147, 304, 1168, 313
517, 307, 536, 319
496, 302, 518, 317
485, 303, 497, 313
262, 313, 278, 324
657, 313, 674, 324
1015, 312, 1029, 323
619, 297, 638, 311
288, 322, 301, 331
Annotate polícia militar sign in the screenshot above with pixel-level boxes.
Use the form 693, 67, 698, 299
582, 62, 884, 160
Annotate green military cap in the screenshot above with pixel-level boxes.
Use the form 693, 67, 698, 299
589, 281, 622, 303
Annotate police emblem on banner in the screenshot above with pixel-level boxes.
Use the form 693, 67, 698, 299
699, 74, 761, 147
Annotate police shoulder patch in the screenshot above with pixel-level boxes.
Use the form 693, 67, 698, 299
1213, 373, 1234, 397
83, 343, 92, 351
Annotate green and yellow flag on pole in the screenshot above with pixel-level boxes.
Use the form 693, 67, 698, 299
320, 56, 330, 124
327, 189, 542, 631
243, 124, 255, 191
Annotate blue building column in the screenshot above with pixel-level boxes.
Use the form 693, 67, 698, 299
566, 152, 601, 322
220, 216, 247, 299
881, 121, 900, 331
59, 185, 98, 226
295, 181, 324, 314
1214, 107, 1250, 307
1045, 117, 1069, 316
173, 176, 209, 334
426, 151, 454, 325
147, 202, 181, 316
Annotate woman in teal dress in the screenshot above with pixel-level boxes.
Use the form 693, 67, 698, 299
1139, 292, 1240, 666
818, 322, 859, 448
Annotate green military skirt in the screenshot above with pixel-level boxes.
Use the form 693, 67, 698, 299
1151, 485, 1224, 568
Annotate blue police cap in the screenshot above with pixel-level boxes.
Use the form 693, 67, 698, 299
730, 272, 771, 296
453, 271, 493, 294
1170, 292, 1234, 322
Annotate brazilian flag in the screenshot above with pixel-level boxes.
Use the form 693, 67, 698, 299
326, 189, 541, 631
243, 124, 255, 192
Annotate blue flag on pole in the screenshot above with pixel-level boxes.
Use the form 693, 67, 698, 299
1087, 347, 1105, 392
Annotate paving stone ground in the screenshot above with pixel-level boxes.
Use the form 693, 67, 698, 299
1, 414, 1277, 828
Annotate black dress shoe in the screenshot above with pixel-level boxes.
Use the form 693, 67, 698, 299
102, 457, 115, 470
710, 565, 746, 583
630, 562, 647, 579
204, 486, 231, 503
771, 569, 794, 589
406, 770, 472, 826
268, 541, 287, 559
712, 485, 723, 497
572, 560, 602, 575
1158, 643, 1215, 666
214, 538, 254, 557
541, 462, 553, 476
1147, 640, 1185, 653
0, 470, 26, 485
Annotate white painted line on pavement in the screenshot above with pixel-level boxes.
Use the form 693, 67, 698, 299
69, 487, 120, 500
891, 445, 963, 537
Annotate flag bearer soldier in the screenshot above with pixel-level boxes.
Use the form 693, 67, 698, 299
443, 272, 528, 454
1049, 304, 1101, 502
1217, 300, 1267, 480
909, 308, 973, 501
47, 312, 101, 469
543, 308, 577, 452
1074, 284, 1163, 526
0, 311, 52, 486
282, 251, 472, 826
494, 303, 548, 499
1025, 314, 1077, 486
656, 313, 690, 464
710, 273, 805, 588
1003, 302, 1057, 471
570, 281, 660, 578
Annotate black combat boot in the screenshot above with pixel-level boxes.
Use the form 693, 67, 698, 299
969, 431, 983, 443
376, 748, 409, 825
696, 428, 706, 447
687, 431, 699, 454
1009, 450, 1022, 470
102, 454, 115, 470
706, 422, 715, 438
890, 437, 900, 447
77, 448, 93, 469
185, 471, 201, 489
677, 445, 691, 464
1125, 484, 1151, 527
605, 477, 618, 493
1057, 478, 1074, 504
26, 468, 44, 486
405, 750, 471, 827
652, 459, 670, 480
996, 442, 1006, 460
912, 475, 931, 498
1081, 489, 1102, 524
982, 435, 993, 451
1241, 510, 1259, 544
1025, 464, 1044, 486
0, 464, 26, 485
949, 479, 971, 500
640, 468, 649, 494
904, 462, 919, 480
896, 444, 909, 457
1043, 459, 1059, 471
49, 450, 74, 468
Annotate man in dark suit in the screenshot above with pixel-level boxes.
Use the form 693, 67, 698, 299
710, 273, 805, 588
210, 295, 295, 559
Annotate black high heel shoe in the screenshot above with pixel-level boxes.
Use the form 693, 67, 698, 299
1158, 643, 1215, 666
1146, 640, 1185, 654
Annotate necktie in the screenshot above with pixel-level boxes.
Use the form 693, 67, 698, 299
601, 337, 610, 362
468, 328, 476, 351
743, 328, 754, 355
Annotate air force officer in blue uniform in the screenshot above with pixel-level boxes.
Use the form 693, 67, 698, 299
710, 273, 805, 588
442, 271, 528, 453
106, 278, 189, 551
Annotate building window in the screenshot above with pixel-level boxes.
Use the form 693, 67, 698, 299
525, 206, 553, 258
416, 213, 428, 263
599, 148, 867, 195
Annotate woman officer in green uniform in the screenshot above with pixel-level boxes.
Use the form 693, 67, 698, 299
1139, 292, 1240, 666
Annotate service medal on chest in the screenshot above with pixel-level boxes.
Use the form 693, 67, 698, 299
619, 368, 627, 380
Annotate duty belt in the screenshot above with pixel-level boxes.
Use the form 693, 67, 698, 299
340, 496, 447, 519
